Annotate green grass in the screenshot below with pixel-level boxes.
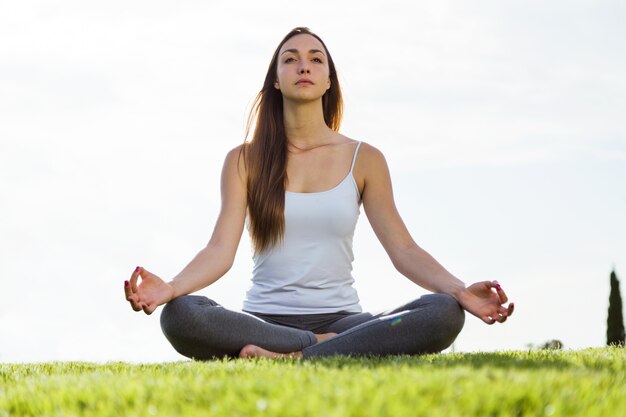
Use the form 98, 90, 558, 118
1, 348, 624, 417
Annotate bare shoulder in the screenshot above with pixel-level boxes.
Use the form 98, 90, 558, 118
352, 141, 389, 195
332, 135, 383, 159
225, 143, 247, 161
357, 141, 386, 163
354, 141, 389, 176
224, 143, 249, 182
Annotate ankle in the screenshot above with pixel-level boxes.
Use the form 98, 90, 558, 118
315, 332, 337, 343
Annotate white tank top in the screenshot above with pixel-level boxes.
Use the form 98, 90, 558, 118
243, 141, 363, 314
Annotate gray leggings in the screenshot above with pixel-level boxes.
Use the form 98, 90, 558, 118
160, 294, 465, 360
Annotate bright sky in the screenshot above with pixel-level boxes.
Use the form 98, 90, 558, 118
1, 0, 625, 362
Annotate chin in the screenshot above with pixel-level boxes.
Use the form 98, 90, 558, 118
286, 92, 325, 103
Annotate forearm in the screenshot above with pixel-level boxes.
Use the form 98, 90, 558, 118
168, 243, 234, 298
391, 244, 466, 300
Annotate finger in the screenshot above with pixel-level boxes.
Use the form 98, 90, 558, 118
482, 315, 496, 325
124, 280, 132, 298
127, 294, 142, 311
492, 281, 509, 304
124, 282, 142, 311
494, 312, 507, 323
128, 297, 142, 311
490, 304, 512, 323
142, 303, 154, 315
507, 302, 515, 317
494, 304, 514, 323
129, 266, 141, 292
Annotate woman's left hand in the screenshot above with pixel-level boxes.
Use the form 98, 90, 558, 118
457, 281, 514, 324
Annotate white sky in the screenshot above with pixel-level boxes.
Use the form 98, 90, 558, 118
1, 0, 625, 362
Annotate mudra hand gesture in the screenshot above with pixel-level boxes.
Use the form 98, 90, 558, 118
458, 280, 515, 324
124, 266, 174, 315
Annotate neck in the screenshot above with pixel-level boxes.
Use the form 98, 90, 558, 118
282, 98, 333, 148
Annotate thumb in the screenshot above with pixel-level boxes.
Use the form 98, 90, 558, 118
142, 302, 156, 315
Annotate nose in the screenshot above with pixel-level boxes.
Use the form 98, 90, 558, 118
298, 64, 310, 74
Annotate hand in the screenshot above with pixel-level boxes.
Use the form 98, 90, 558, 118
123, 266, 175, 315
457, 280, 515, 325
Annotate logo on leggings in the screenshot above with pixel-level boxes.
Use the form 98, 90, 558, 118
381, 310, 409, 327
390, 317, 402, 326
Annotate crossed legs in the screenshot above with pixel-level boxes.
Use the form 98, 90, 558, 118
160, 294, 465, 360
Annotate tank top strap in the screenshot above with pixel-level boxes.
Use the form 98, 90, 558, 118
349, 141, 362, 174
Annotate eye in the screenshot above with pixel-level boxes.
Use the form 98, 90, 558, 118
284, 57, 296, 63
312, 57, 323, 63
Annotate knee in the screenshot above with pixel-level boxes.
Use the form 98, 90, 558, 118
424, 293, 465, 350
160, 295, 191, 327
160, 295, 216, 345
433, 293, 465, 331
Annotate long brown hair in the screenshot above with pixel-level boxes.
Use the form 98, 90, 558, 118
242, 27, 343, 255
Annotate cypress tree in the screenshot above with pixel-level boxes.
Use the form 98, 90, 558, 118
607, 270, 625, 346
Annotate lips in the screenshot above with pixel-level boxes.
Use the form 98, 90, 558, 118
296, 79, 314, 85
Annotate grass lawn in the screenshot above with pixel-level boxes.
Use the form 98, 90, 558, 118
1, 347, 624, 417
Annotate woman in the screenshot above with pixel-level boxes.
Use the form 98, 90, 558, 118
124, 27, 514, 360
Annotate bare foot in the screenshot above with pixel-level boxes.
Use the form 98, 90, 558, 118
315, 332, 337, 343
238, 333, 336, 359
239, 344, 303, 359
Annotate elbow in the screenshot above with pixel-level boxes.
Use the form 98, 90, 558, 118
214, 249, 235, 275
389, 243, 420, 273
223, 258, 235, 274
222, 246, 239, 275
202, 241, 236, 274
391, 258, 411, 277
389, 252, 406, 275
389, 253, 403, 272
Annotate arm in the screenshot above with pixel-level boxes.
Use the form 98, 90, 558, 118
124, 145, 248, 314
359, 143, 513, 324
167, 145, 248, 298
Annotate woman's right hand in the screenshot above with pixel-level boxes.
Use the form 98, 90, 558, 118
124, 266, 175, 315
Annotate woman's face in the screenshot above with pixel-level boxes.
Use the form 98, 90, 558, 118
275, 34, 331, 102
